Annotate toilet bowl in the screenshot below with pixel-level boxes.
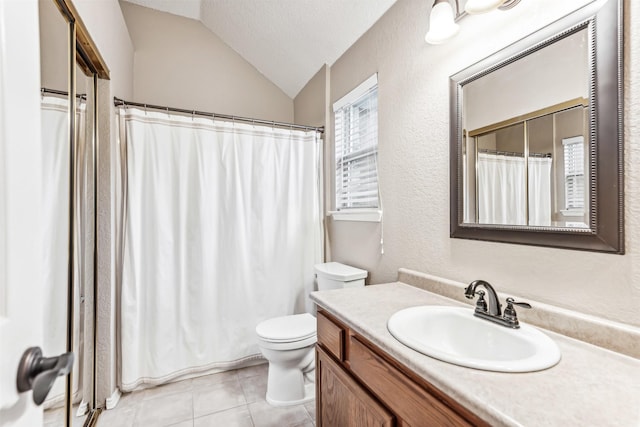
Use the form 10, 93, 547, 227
255, 313, 317, 406
255, 262, 367, 406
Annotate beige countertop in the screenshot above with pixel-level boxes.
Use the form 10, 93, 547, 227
311, 282, 640, 427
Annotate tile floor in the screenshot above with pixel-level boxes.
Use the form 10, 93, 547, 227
92, 363, 316, 427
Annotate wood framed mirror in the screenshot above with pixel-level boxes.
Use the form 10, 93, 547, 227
449, 0, 623, 253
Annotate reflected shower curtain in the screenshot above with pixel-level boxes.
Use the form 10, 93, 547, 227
41, 95, 85, 407
477, 153, 551, 225
117, 108, 323, 391
477, 153, 527, 225
527, 157, 552, 226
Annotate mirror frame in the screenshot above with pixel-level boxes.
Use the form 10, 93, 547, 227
449, 0, 623, 253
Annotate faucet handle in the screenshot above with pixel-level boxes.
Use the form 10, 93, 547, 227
503, 297, 531, 328
474, 290, 488, 313
505, 297, 532, 309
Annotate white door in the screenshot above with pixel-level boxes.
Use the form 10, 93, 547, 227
0, 1, 46, 426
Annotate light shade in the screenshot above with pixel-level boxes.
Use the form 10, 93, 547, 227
464, 0, 507, 14
425, 1, 460, 45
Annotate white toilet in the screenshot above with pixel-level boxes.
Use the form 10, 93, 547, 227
255, 262, 367, 406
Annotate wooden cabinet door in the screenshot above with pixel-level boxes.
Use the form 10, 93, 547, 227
317, 347, 394, 427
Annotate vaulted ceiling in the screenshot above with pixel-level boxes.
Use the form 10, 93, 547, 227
121, 0, 397, 98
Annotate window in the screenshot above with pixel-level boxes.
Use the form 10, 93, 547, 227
562, 136, 585, 212
332, 74, 380, 221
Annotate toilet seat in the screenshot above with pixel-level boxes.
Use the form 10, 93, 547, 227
256, 313, 317, 351
256, 313, 316, 342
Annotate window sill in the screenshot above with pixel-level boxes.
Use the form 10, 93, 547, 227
328, 210, 382, 222
560, 209, 584, 217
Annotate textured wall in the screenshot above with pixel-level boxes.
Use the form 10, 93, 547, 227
120, 2, 294, 122
328, 0, 640, 327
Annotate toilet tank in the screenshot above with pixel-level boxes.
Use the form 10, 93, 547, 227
314, 262, 367, 291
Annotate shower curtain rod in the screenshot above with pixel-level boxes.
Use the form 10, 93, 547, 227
113, 97, 324, 133
41, 87, 87, 100
478, 148, 551, 158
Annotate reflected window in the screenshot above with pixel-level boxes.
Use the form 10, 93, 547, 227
562, 136, 585, 212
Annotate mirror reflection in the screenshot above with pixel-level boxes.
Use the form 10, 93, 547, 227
39, 0, 73, 421
461, 29, 589, 228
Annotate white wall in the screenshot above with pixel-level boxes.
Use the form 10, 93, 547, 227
120, 2, 294, 122
327, 0, 640, 327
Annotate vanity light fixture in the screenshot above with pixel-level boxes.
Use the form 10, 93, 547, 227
425, 0, 460, 44
425, 0, 522, 44
465, 0, 507, 14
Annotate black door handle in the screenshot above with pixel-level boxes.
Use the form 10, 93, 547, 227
16, 347, 74, 405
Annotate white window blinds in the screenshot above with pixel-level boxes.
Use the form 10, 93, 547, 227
562, 136, 585, 210
333, 74, 379, 211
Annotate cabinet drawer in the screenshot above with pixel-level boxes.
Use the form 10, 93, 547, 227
317, 310, 345, 361
349, 336, 474, 427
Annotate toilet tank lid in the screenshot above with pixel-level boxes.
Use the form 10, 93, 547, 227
314, 262, 367, 281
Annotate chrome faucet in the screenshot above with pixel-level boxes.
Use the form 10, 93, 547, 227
464, 280, 501, 316
464, 280, 531, 328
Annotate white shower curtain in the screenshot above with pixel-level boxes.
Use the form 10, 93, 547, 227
41, 95, 84, 408
117, 108, 323, 391
477, 153, 551, 226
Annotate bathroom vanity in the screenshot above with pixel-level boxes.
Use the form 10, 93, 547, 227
311, 271, 640, 427
316, 309, 487, 426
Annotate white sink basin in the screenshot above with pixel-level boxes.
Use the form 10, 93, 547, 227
387, 306, 561, 372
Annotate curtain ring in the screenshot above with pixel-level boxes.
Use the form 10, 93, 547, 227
211, 113, 215, 125
144, 104, 147, 116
